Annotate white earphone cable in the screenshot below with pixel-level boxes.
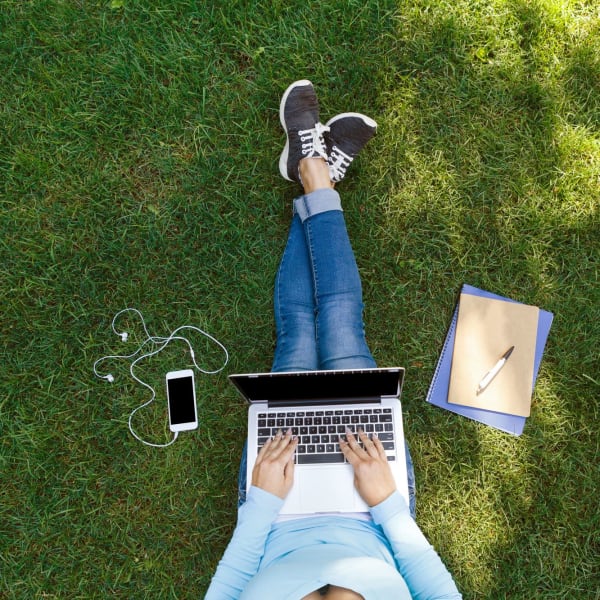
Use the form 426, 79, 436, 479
93, 309, 229, 447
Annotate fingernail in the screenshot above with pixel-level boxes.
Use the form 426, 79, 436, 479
345, 426, 353, 434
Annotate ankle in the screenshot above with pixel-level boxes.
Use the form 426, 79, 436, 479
299, 158, 333, 194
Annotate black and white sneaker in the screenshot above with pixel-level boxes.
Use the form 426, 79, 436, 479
279, 80, 329, 182
324, 113, 377, 183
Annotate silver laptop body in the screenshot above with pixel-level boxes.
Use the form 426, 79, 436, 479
229, 368, 409, 515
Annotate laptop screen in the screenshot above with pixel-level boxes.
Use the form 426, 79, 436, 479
229, 368, 404, 405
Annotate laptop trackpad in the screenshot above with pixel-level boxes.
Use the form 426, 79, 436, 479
297, 466, 364, 513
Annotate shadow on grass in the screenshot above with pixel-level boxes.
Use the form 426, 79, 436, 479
366, 2, 599, 598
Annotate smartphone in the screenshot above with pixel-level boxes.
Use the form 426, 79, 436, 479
166, 369, 198, 432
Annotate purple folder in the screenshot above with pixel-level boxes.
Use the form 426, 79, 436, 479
425, 284, 553, 435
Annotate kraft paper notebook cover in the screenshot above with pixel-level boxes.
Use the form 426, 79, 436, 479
447, 293, 539, 417
425, 284, 554, 435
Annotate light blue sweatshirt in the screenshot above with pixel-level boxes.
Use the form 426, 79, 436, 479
205, 486, 462, 599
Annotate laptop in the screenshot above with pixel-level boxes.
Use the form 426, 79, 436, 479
229, 367, 409, 515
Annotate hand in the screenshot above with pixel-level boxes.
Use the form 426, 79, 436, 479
251, 429, 298, 499
340, 428, 397, 507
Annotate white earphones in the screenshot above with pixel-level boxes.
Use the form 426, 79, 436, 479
93, 308, 229, 447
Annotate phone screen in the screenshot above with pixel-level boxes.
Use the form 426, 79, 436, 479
167, 374, 196, 426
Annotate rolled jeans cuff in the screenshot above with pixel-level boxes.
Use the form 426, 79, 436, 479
293, 188, 342, 222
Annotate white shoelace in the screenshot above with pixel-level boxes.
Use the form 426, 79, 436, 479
328, 144, 353, 182
298, 122, 329, 160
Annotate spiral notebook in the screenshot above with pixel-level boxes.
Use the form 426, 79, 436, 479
425, 284, 553, 435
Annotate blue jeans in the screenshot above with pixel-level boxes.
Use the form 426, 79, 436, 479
239, 189, 416, 517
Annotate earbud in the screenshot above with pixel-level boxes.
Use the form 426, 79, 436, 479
94, 308, 229, 447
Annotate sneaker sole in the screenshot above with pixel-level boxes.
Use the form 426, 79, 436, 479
278, 79, 313, 181
325, 112, 377, 130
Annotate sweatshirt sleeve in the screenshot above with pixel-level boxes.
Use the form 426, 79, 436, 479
204, 486, 283, 600
370, 492, 462, 600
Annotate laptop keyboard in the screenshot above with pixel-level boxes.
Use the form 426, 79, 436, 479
257, 407, 396, 465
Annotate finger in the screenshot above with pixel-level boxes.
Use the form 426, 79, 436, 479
358, 429, 379, 458
273, 428, 292, 442
279, 434, 298, 462
264, 429, 284, 452
268, 429, 295, 460
339, 436, 360, 466
256, 428, 286, 463
371, 432, 388, 460
255, 437, 273, 464
284, 450, 296, 483
340, 432, 368, 466
345, 428, 368, 457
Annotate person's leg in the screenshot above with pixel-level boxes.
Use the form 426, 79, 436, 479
276, 82, 380, 371
237, 441, 248, 506
294, 159, 376, 371
406, 440, 416, 519
271, 212, 319, 373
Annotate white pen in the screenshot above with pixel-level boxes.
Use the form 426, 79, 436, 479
476, 346, 515, 395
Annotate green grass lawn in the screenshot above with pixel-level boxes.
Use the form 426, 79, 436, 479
1, 0, 598, 597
